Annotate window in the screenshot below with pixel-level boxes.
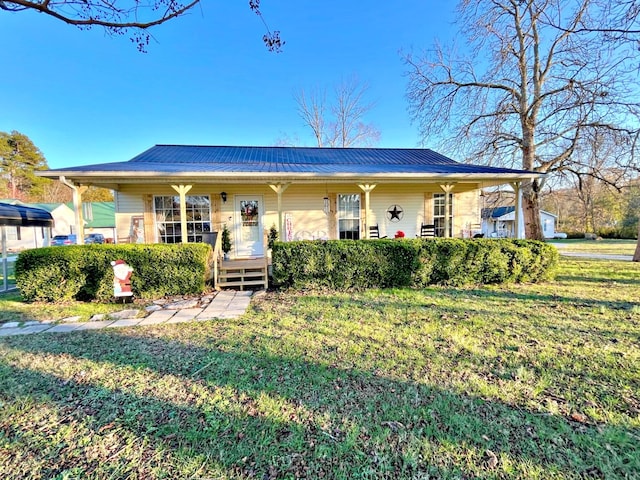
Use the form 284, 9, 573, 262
154, 195, 211, 243
433, 193, 454, 237
338, 194, 360, 240
6, 227, 20, 241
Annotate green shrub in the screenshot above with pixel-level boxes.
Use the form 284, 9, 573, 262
272, 239, 558, 290
15, 243, 213, 303
596, 226, 638, 239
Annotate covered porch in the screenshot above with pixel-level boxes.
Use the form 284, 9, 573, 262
38, 145, 542, 289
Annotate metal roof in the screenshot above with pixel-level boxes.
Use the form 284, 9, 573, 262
42, 145, 538, 177
482, 207, 557, 219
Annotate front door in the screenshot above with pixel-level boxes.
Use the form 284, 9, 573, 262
234, 196, 264, 257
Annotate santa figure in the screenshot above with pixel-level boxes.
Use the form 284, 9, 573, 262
111, 260, 133, 297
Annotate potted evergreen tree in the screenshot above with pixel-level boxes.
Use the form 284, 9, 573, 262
267, 224, 279, 250
221, 224, 232, 260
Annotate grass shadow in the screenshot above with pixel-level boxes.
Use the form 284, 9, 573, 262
1, 326, 638, 479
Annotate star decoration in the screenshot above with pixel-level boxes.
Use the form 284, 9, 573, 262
387, 205, 404, 222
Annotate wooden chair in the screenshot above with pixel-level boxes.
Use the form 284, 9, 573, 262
419, 224, 435, 238
369, 224, 387, 239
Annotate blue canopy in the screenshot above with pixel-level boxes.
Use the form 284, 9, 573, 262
0, 202, 54, 227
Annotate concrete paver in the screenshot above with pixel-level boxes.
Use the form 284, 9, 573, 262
0, 325, 51, 336
45, 323, 83, 334
141, 310, 176, 324
137, 315, 172, 326
166, 308, 203, 324
75, 320, 116, 331
107, 318, 144, 328
196, 310, 225, 321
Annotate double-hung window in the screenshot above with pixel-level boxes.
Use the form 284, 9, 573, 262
337, 194, 360, 240
154, 195, 211, 243
433, 193, 454, 237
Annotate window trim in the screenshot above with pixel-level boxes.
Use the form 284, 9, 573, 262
337, 193, 361, 240
153, 194, 211, 244
433, 192, 454, 237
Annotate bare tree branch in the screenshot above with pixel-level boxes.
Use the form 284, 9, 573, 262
0, 0, 284, 52
406, 0, 640, 240
293, 77, 380, 148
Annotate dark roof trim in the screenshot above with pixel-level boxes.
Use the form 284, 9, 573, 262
0, 203, 54, 227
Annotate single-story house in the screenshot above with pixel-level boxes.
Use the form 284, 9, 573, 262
482, 206, 557, 239
39, 146, 541, 258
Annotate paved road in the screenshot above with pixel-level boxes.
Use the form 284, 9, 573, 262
548, 242, 634, 261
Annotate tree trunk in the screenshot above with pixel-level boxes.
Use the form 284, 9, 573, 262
633, 223, 640, 262
521, 179, 544, 240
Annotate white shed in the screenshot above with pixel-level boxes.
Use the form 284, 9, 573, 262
481, 206, 557, 239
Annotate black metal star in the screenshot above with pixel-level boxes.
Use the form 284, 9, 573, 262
387, 205, 403, 222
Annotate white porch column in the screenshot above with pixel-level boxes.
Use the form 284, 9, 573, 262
59, 176, 87, 244
2, 226, 7, 291
439, 184, 455, 237
269, 183, 290, 241
511, 182, 522, 239
358, 184, 377, 238
171, 184, 193, 243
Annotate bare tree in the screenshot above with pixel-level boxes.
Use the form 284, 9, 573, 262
0, 0, 283, 52
295, 78, 380, 148
405, 0, 639, 240
294, 88, 327, 147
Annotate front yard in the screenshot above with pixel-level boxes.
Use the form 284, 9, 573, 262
1, 257, 639, 479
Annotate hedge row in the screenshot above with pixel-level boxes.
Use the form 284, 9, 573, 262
15, 243, 213, 303
565, 227, 638, 239
272, 238, 559, 290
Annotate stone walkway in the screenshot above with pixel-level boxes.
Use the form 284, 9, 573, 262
0, 290, 255, 338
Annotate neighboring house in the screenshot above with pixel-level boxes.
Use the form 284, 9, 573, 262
0, 200, 74, 251
482, 206, 557, 239
73, 201, 116, 242
0, 202, 54, 291
0, 200, 116, 251
40, 145, 541, 257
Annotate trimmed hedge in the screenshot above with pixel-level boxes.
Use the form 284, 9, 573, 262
272, 238, 559, 290
15, 243, 213, 303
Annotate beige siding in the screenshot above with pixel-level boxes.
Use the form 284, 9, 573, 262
279, 185, 333, 240
112, 182, 482, 244
369, 185, 427, 238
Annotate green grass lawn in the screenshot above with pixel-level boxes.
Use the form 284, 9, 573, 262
1, 258, 639, 479
549, 238, 637, 256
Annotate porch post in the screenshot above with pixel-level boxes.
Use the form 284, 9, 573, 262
2, 226, 6, 291
269, 184, 290, 241
171, 184, 193, 243
59, 176, 87, 244
511, 182, 522, 239
358, 184, 377, 238
439, 184, 455, 237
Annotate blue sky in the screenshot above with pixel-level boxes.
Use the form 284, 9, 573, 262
1, 1, 458, 169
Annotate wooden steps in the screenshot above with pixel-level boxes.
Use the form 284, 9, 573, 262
217, 258, 268, 291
